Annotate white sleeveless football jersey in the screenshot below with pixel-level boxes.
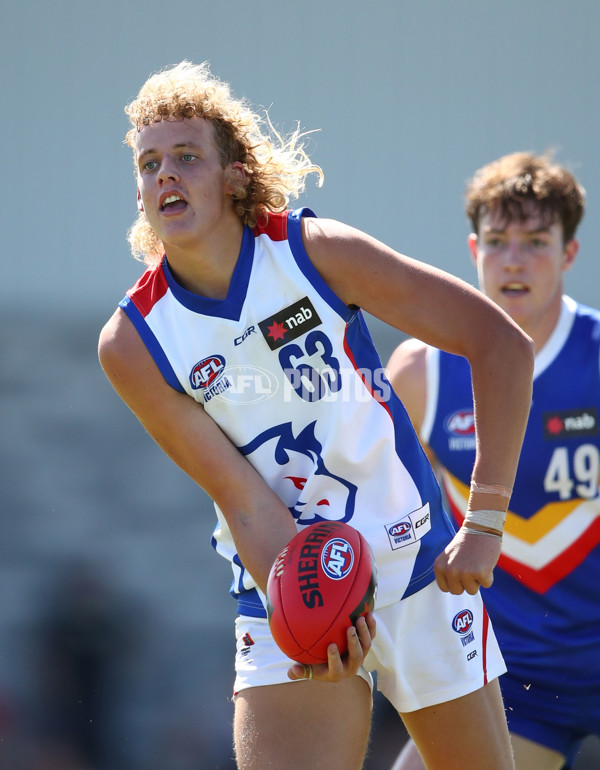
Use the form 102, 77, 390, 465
119, 208, 455, 617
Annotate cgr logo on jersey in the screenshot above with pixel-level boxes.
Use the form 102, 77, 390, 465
189, 355, 232, 401
452, 609, 475, 646
259, 297, 322, 351
234, 325, 257, 346
543, 408, 598, 439
321, 538, 354, 580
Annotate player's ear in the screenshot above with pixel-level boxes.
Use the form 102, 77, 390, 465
467, 233, 479, 266
137, 188, 144, 212
562, 238, 578, 273
226, 162, 246, 197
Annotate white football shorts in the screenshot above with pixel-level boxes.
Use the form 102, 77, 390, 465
232, 614, 373, 697
233, 580, 505, 713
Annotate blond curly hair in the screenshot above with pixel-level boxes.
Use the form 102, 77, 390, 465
124, 61, 323, 265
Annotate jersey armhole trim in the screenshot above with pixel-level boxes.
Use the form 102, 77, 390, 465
421, 345, 439, 443
286, 208, 355, 323
119, 296, 185, 393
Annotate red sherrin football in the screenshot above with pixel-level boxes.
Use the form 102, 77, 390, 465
266, 521, 377, 664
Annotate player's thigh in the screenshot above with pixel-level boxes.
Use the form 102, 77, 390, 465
389, 738, 425, 770
510, 733, 565, 770
400, 679, 514, 770
234, 677, 372, 770
389, 732, 566, 770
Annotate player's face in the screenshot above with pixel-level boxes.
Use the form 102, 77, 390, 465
468, 207, 578, 347
135, 116, 242, 253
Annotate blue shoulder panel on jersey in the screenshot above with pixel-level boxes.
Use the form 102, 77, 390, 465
287, 208, 356, 323
118, 296, 185, 392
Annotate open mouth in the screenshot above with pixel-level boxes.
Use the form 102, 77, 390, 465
501, 283, 529, 296
161, 194, 187, 212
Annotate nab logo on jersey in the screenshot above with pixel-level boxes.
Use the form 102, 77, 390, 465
259, 297, 322, 350
444, 409, 475, 436
190, 355, 225, 390
543, 407, 598, 439
321, 538, 354, 580
452, 609, 474, 635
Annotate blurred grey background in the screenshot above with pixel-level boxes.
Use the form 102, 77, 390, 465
2, 1, 599, 768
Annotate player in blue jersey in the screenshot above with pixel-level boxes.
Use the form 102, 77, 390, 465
388, 152, 600, 770
98, 62, 534, 770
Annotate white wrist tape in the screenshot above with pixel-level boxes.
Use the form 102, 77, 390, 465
462, 528, 503, 540
464, 509, 506, 531
470, 481, 512, 499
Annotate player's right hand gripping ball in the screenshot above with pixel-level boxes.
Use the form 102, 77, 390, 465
266, 521, 377, 664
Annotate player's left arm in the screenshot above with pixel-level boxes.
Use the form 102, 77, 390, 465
302, 217, 535, 594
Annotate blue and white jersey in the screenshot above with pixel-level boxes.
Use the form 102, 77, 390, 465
119, 208, 455, 617
422, 296, 600, 693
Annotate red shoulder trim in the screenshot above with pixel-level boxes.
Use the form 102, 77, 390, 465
127, 264, 169, 318
253, 211, 288, 241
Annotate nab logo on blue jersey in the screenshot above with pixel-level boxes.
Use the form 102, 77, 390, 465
543, 407, 598, 439
321, 538, 354, 579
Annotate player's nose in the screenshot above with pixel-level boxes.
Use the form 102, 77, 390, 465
158, 157, 180, 184
504, 242, 525, 269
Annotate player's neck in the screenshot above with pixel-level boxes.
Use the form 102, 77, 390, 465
164, 219, 245, 299
521, 295, 564, 355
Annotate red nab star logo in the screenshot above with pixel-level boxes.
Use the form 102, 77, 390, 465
267, 321, 287, 342
546, 415, 564, 436
259, 297, 322, 350
543, 408, 598, 439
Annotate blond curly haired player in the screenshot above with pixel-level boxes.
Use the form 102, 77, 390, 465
99, 62, 533, 770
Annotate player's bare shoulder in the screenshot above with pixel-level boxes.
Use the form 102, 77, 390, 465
388, 337, 428, 381
386, 338, 429, 436
299, 217, 366, 301
97, 307, 169, 414
98, 308, 144, 382
299, 216, 403, 309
